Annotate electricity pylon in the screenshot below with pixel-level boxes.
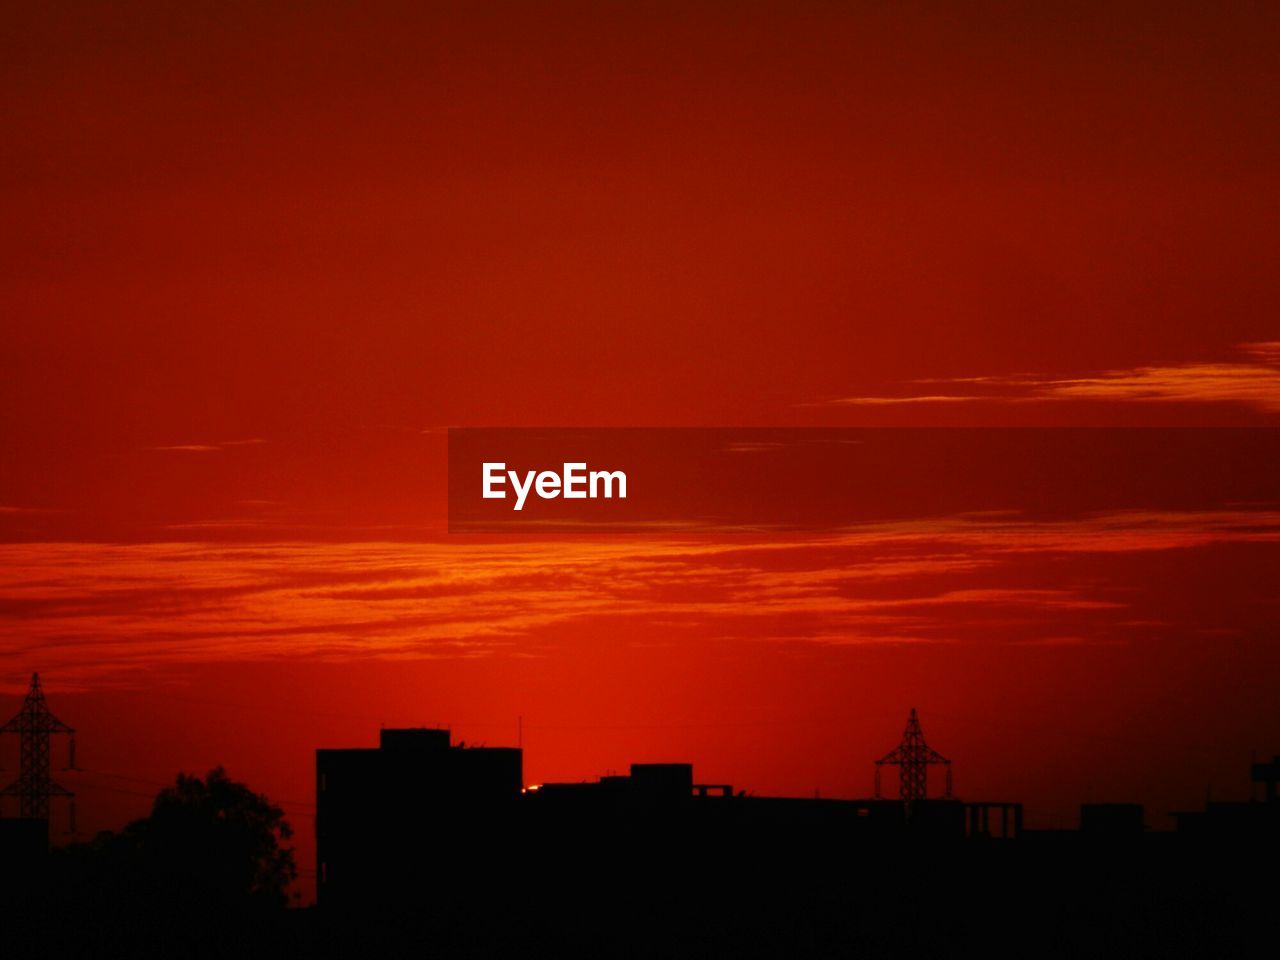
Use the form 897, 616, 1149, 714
1, 673, 77, 831
874, 707, 952, 803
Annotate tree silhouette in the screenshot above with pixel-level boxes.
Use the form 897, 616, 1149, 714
119, 766, 297, 910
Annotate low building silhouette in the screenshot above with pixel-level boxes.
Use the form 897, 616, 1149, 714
1081, 803, 1145, 837
314, 726, 1035, 910
1252, 755, 1280, 803
313, 722, 1279, 945
1171, 755, 1280, 841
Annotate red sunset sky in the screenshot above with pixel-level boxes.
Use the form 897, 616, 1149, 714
2, 3, 1279, 899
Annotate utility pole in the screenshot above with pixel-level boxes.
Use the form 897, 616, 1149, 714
1, 673, 77, 831
874, 707, 952, 805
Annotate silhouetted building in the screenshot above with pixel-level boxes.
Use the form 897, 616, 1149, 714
1252, 755, 1280, 803
316, 728, 521, 906
1172, 801, 1280, 839
965, 801, 1023, 839
526, 763, 914, 843
1081, 803, 1145, 837
1164, 754, 1280, 850
315, 720, 1054, 911
315, 722, 1280, 928
1168, 755, 1280, 842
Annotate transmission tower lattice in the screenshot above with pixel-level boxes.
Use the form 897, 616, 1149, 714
1, 673, 77, 831
874, 707, 952, 803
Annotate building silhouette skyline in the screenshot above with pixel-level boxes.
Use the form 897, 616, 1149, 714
313, 710, 1279, 910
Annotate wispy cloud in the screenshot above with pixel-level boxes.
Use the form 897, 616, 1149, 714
2, 506, 1278, 688
145, 439, 267, 452
827, 395, 988, 406
829, 341, 1280, 412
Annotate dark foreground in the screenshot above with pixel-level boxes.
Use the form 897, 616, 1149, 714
6, 833, 1274, 959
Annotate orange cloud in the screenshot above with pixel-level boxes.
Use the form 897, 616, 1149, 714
145, 439, 267, 452
831, 342, 1280, 411
3, 506, 1278, 689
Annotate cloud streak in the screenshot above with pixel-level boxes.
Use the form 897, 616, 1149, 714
2, 506, 1278, 688
831, 342, 1280, 411
145, 439, 267, 453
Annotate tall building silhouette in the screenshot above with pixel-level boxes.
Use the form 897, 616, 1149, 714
316, 728, 521, 905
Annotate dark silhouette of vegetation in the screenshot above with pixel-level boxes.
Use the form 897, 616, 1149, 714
55, 767, 296, 915
133, 765, 297, 908
9, 768, 300, 957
